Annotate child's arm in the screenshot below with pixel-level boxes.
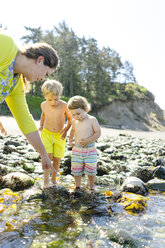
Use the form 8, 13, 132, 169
79, 117, 101, 147
38, 112, 45, 131
69, 121, 75, 147
0, 121, 7, 136
60, 106, 72, 139
38, 103, 45, 131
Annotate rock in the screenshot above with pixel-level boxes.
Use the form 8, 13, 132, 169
103, 147, 114, 154
152, 166, 165, 179
97, 160, 109, 176
95, 175, 115, 186
24, 152, 40, 162
146, 178, 165, 191
154, 158, 165, 166
43, 185, 70, 200
110, 154, 127, 161
1, 172, 35, 191
96, 142, 110, 151
62, 157, 71, 175
23, 163, 35, 173
121, 176, 148, 196
0, 164, 15, 176
3, 145, 19, 154
22, 186, 45, 201
4, 140, 22, 147
107, 228, 139, 247
130, 166, 153, 182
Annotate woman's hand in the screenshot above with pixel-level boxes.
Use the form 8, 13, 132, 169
25, 131, 57, 173
41, 153, 51, 170
41, 153, 57, 173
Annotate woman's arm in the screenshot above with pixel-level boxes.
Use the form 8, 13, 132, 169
5, 77, 37, 134
25, 131, 52, 170
5, 77, 52, 171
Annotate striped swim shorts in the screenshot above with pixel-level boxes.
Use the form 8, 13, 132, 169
71, 143, 97, 176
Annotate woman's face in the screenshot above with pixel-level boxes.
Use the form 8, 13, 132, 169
26, 56, 55, 82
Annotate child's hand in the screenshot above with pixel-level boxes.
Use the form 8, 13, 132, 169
69, 139, 74, 147
38, 126, 43, 131
60, 128, 67, 140
0, 122, 7, 136
79, 138, 89, 147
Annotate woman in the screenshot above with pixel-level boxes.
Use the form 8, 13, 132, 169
0, 28, 59, 171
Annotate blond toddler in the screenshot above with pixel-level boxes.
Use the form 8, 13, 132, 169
39, 79, 72, 187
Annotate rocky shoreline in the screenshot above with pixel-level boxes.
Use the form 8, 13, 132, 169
0, 130, 165, 246
0, 132, 165, 204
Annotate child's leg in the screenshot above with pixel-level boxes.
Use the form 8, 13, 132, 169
74, 175, 82, 188
51, 157, 61, 184
43, 169, 50, 188
43, 153, 53, 188
88, 175, 95, 190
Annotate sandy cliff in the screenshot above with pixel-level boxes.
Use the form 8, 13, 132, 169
98, 99, 165, 131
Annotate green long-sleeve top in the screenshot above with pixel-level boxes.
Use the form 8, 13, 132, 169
0, 29, 37, 134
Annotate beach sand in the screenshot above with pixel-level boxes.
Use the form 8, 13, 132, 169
0, 115, 165, 140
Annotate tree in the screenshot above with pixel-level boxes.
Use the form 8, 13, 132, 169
53, 21, 82, 97
122, 61, 136, 83
21, 26, 43, 43
20, 22, 138, 110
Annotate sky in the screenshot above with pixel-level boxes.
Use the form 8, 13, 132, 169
1, 0, 165, 109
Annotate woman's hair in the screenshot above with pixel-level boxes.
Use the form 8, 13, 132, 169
42, 79, 63, 96
21, 42, 59, 70
68, 95, 91, 112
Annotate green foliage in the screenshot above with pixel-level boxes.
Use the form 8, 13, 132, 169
107, 83, 154, 102
0, 101, 10, 115
124, 83, 154, 100
26, 95, 44, 119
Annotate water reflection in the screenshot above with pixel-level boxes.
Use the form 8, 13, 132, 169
0, 183, 165, 247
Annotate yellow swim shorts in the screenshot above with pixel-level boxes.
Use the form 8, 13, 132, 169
41, 128, 66, 158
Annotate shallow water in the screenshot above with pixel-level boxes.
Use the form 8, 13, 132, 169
0, 181, 165, 248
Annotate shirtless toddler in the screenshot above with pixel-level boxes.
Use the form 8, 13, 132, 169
39, 79, 72, 187
68, 95, 101, 192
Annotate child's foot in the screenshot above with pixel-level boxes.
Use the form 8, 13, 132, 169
70, 187, 82, 198
42, 182, 51, 189
75, 187, 81, 191
90, 187, 96, 194
51, 179, 58, 185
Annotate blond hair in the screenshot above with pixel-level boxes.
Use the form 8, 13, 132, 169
42, 79, 63, 96
68, 95, 91, 112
